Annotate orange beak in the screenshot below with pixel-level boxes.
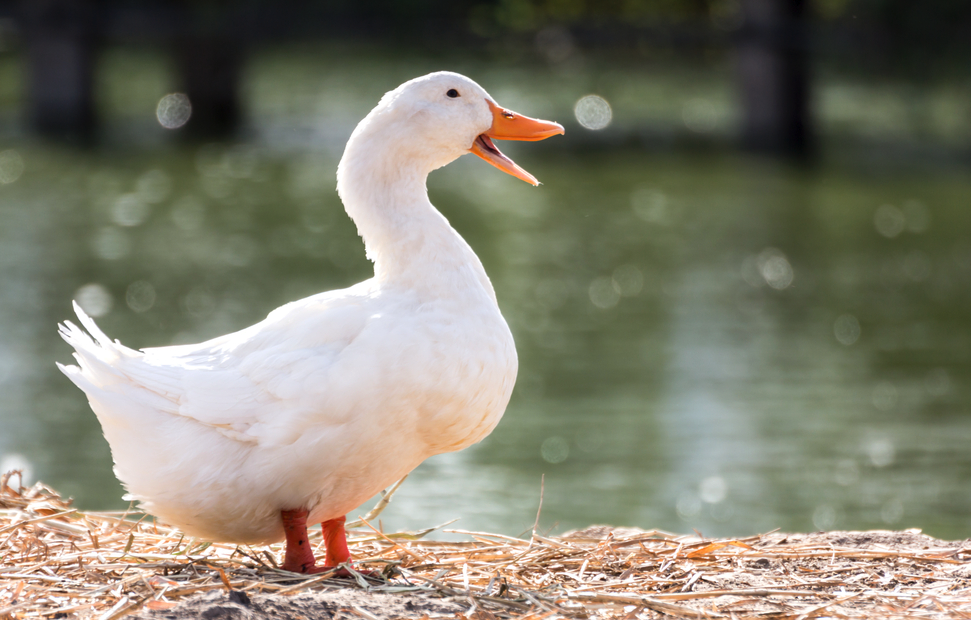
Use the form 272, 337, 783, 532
470, 100, 565, 186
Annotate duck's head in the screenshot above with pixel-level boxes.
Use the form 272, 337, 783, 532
351, 71, 564, 186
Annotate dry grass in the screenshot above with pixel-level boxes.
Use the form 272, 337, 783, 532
3, 471, 971, 619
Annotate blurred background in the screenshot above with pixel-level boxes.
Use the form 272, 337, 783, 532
1, 0, 970, 540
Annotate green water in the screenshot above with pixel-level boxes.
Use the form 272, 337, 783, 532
2, 48, 971, 540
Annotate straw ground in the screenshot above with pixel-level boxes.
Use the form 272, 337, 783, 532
2, 472, 971, 619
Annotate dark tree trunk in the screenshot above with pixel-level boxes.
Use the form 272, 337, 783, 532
172, 2, 242, 139
22, 0, 96, 140
736, 0, 812, 159
174, 34, 242, 138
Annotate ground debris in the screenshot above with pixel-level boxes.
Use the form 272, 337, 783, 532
2, 473, 971, 619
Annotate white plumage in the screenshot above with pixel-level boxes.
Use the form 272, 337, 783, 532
58, 71, 562, 570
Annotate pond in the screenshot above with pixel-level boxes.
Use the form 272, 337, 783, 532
1, 48, 970, 540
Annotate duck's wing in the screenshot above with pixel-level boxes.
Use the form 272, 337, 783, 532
58, 283, 384, 447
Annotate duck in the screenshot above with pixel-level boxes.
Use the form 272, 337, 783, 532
57, 71, 564, 574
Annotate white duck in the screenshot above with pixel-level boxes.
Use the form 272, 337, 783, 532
58, 72, 563, 574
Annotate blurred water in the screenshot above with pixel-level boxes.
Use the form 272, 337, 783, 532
1, 50, 971, 540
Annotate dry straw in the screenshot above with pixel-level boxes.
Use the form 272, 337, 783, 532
2, 471, 971, 619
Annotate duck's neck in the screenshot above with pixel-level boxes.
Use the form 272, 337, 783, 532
336, 142, 496, 301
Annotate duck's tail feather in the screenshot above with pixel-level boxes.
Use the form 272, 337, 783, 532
57, 301, 142, 392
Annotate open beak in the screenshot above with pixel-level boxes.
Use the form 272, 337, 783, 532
470, 100, 564, 186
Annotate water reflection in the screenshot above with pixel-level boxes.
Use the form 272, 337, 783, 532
1, 138, 970, 540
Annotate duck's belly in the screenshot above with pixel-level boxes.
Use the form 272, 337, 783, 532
140, 435, 430, 544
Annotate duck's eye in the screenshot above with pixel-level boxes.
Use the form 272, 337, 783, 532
446, 89, 460, 98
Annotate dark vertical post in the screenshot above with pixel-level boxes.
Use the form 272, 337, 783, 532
21, 0, 96, 139
173, 2, 242, 138
175, 35, 241, 137
736, 0, 812, 159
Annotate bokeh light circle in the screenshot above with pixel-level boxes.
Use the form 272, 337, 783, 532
0, 149, 25, 184
126, 280, 157, 313
757, 248, 794, 290
156, 93, 192, 129
874, 204, 905, 238
834, 314, 861, 345
541, 436, 569, 464
699, 476, 727, 504
0, 453, 33, 485
574, 95, 612, 130
75, 283, 113, 317
589, 276, 619, 308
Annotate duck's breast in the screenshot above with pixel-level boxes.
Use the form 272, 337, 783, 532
327, 282, 517, 456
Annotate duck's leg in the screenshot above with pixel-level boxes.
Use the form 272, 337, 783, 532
280, 509, 352, 574
322, 515, 351, 566
281, 508, 322, 573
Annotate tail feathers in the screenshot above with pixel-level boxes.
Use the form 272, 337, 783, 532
57, 301, 143, 389
58, 302, 187, 416
56, 360, 95, 393
73, 300, 110, 344
63, 301, 139, 353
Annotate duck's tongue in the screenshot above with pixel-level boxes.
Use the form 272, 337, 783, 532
470, 100, 564, 186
